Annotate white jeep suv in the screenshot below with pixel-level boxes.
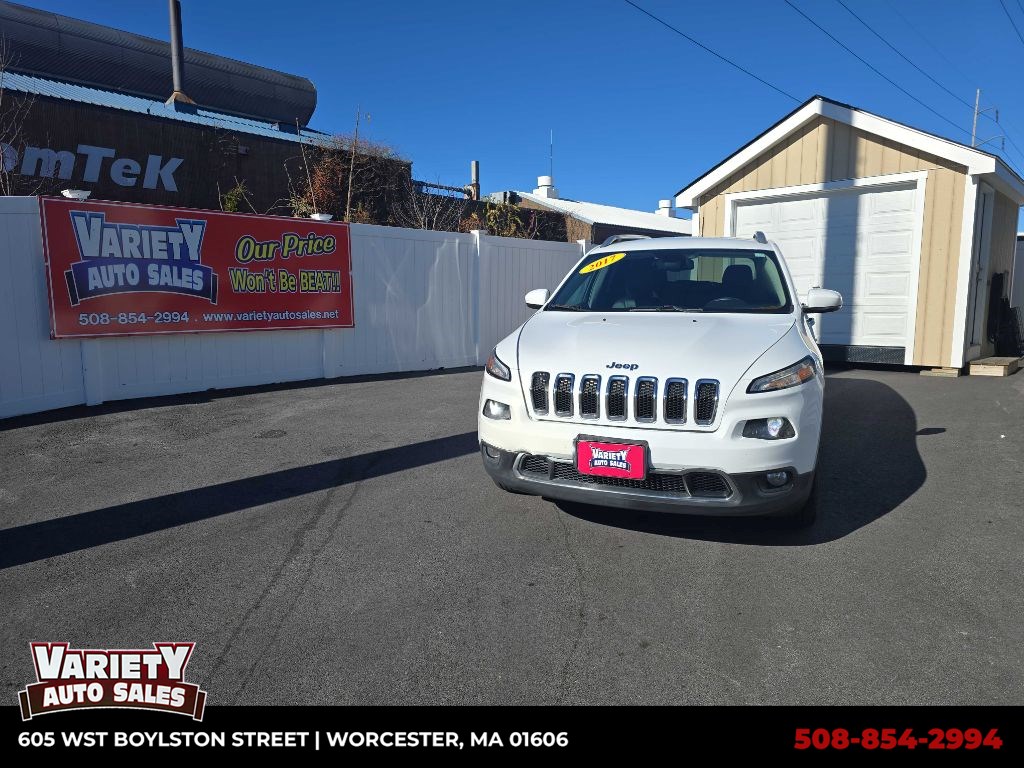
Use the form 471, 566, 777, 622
477, 234, 842, 527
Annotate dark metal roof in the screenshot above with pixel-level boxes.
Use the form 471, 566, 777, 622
0, 0, 317, 125
4, 71, 328, 144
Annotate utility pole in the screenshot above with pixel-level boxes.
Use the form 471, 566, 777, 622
972, 88, 980, 147
345, 107, 362, 223
549, 129, 554, 180
971, 89, 1004, 151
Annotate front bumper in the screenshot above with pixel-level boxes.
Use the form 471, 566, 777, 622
480, 442, 813, 517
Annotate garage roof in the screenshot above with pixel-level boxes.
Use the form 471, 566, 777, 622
675, 95, 1024, 207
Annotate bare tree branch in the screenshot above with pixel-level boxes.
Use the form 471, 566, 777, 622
285, 133, 408, 222
0, 38, 44, 197
389, 177, 467, 232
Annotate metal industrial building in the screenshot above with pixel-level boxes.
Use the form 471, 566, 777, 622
0, 1, 379, 212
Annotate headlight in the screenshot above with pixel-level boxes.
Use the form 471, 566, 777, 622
485, 349, 511, 381
747, 356, 817, 393
482, 399, 511, 420
742, 417, 795, 439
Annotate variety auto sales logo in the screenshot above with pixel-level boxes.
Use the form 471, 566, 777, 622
589, 447, 631, 472
63, 211, 218, 306
18, 643, 207, 721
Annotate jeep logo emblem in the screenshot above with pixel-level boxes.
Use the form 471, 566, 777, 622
606, 362, 639, 370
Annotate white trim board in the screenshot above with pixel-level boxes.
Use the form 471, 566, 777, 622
722, 171, 929, 208
950, 177, 979, 367
722, 172, 928, 366
675, 97, 1024, 209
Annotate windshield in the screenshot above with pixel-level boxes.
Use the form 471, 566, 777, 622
546, 248, 792, 313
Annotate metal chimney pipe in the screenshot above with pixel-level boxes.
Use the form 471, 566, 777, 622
169, 0, 184, 93
166, 0, 194, 107
468, 160, 480, 200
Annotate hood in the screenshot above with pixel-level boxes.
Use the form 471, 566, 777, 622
516, 310, 795, 414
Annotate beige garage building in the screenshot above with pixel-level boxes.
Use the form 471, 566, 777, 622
676, 95, 1024, 369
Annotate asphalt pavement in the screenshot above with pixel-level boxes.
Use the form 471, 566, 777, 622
1, 366, 1021, 705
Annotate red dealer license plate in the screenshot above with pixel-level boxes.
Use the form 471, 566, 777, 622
575, 438, 647, 480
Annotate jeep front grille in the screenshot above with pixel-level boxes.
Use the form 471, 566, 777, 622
664, 378, 687, 424
530, 372, 549, 414
606, 376, 628, 420
694, 379, 719, 425
528, 372, 719, 426
580, 375, 600, 418
634, 377, 657, 422
553, 373, 574, 417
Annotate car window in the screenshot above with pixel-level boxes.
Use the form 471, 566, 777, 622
547, 249, 792, 313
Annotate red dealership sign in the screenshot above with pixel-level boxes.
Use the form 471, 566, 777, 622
40, 198, 353, 338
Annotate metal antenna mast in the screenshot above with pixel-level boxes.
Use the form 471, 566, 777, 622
972, 89, 1004, 151
549, 129, 554, 180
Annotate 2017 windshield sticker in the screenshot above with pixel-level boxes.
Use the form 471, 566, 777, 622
579, 252, 626, 274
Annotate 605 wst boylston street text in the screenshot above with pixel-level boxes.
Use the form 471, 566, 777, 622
18, 731, 570, 749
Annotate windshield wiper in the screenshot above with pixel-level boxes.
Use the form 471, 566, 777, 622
545, 303, 584, 311
628, 305, 703, 312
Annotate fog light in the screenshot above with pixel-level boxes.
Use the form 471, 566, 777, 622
483, 443, 501, 460
766, 470, 790, 487
742, 417, 795, 439
483, 399, 511, 420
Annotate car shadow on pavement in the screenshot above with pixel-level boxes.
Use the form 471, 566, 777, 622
0, 431, 479, 569
556, 375, 929, 545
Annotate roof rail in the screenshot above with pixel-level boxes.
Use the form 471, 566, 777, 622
752, 231, 768, 244
599, 234, 651, 247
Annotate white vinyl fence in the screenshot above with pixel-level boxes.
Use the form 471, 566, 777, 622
0, 197, 585, 419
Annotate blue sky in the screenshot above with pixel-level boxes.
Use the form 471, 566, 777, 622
21, 0, 1024, 223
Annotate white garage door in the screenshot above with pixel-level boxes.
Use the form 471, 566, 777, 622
733, 182, 920, 354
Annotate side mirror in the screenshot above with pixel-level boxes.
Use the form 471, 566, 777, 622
802, 288, 843, 313
525, 288, 550, 309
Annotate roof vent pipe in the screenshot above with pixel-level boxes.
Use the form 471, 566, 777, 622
655, 199, 675, 217
534, 175, 559, 199
165, 0, 196, 110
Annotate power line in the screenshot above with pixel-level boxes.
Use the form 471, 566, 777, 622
879, 0, 1024, 172
882, 0, 975, 88
999, 0, 1024, 48
623, 0, 1024, 178
837, 0, 1024, 173
783, 0, 971, 139
621, 0, 800, 103
783, 1, 1024, 179
834, 0, 974, 112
